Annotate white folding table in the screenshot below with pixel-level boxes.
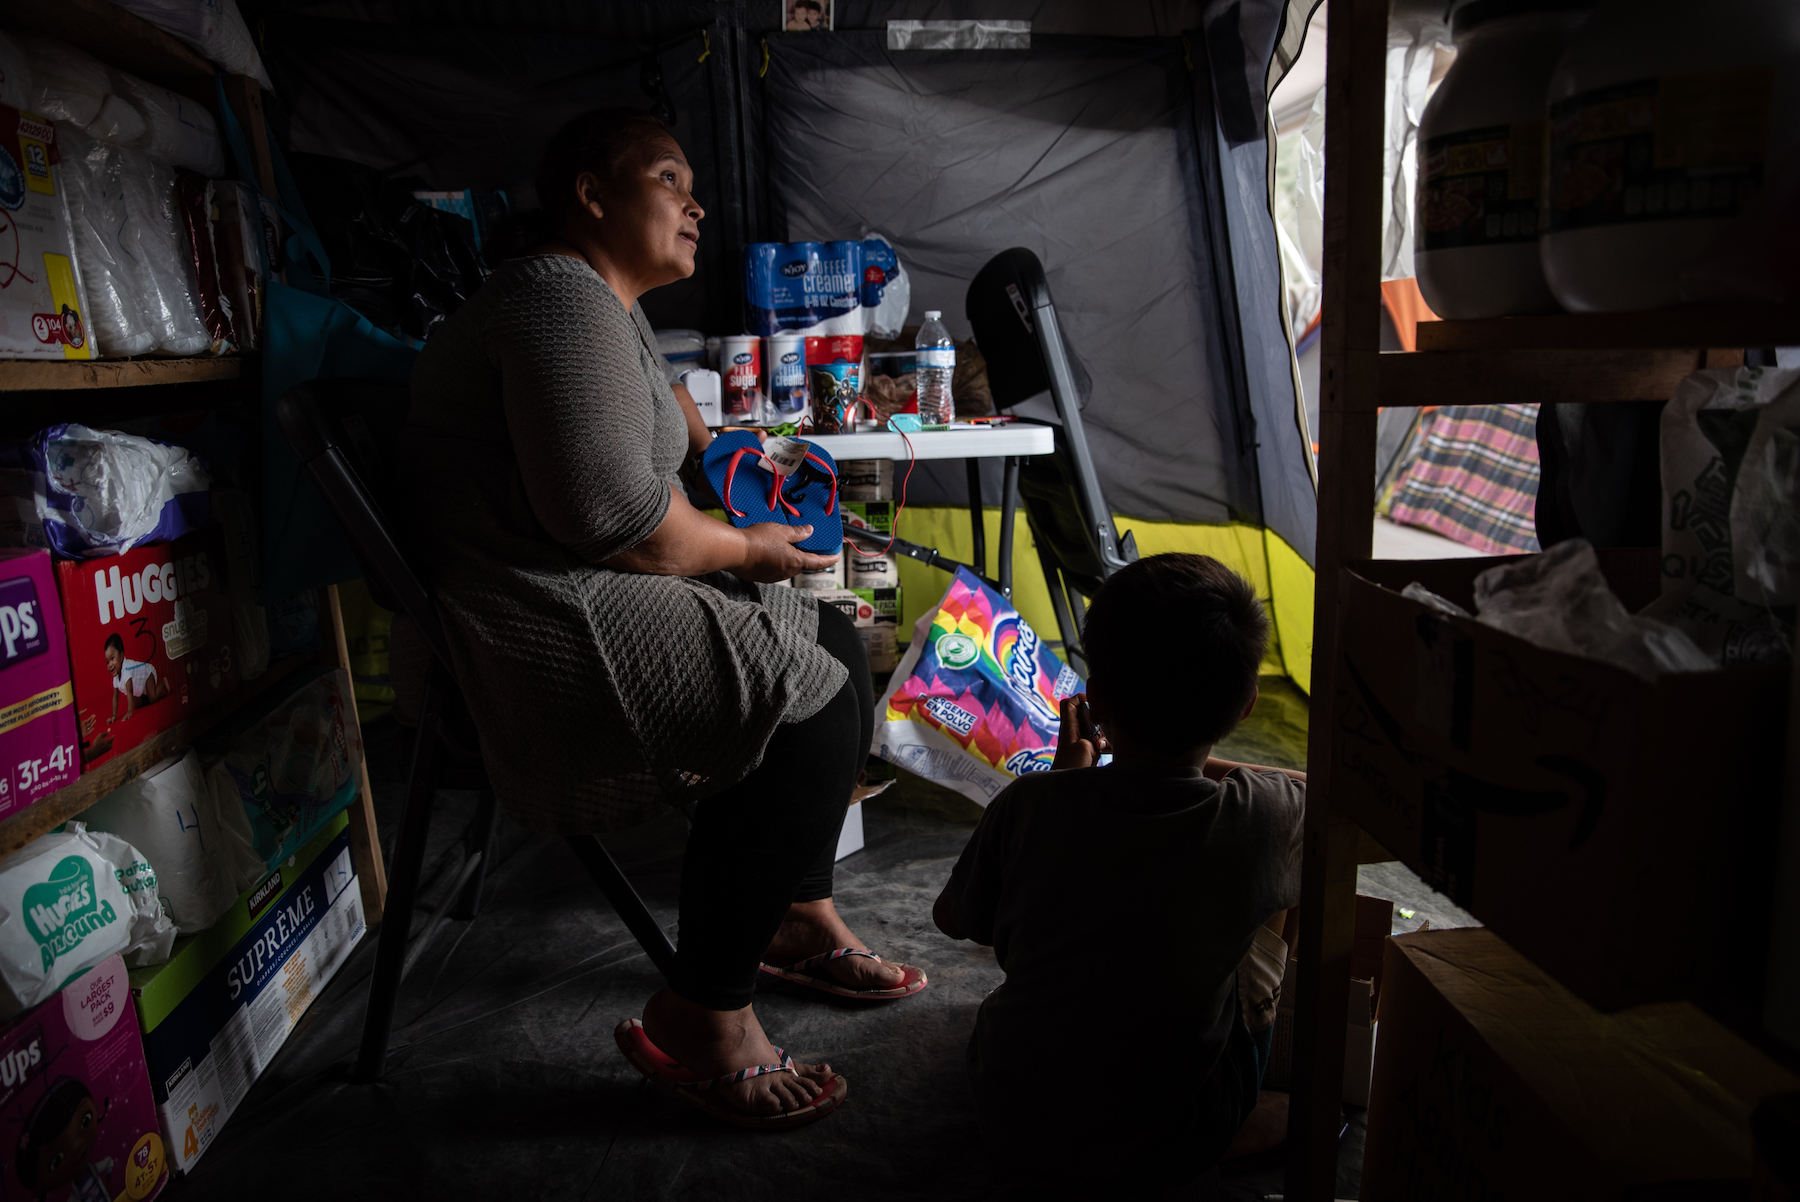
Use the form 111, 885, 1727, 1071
803, 424, 1055, 597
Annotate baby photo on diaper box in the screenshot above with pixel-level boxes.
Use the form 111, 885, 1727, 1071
0, 954, 167, 1202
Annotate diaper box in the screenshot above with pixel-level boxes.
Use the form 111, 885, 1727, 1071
0, 106, 97, 361
0, 548, 79, 815
128, 816, 362, 1173
0, 954, 168, 1202
54, 526, 237, 772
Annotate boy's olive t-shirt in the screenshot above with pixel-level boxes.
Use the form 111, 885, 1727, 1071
947, 762, 1304, 1101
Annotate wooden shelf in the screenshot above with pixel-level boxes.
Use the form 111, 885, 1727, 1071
1374, 347, 1713, 411
1419, 306, 1800, 353
0, 0, 214, 84
0, 654, 311, 860
0, 357, 246, 393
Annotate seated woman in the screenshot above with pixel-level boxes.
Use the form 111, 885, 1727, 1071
403, 107, 924, 1128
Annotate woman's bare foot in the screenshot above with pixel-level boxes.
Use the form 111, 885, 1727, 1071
763, 897, 909, 991
640, 989, 836, 1116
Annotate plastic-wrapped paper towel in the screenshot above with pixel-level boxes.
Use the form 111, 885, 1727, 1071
82, 749, 238, 933
121, 150, 212, 356
0, 824, 176, 1017
0, 32, 32, 112
109, 0, 273, 91
55, 124, 157, 357
0, 424, 211, 559
108, 69, 225, 176
210, 670, 364, 890
20, 36, 108, 127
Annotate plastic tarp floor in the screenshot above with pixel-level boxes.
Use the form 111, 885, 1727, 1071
165, 692, 1397, 1200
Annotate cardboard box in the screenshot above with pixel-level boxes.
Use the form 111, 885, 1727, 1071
1331, 549, 1787, 1011
0, 548, 79, 814
0, 954, 167, 1201
129, 815, 363, 1173
842, 499, 892, 536
56, 526, 238, 772
0, 107, 97, 361
815, 586, 899, 628
1363, 928, 1800, 1199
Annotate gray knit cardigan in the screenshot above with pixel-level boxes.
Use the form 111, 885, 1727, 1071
402, 254, 845, 832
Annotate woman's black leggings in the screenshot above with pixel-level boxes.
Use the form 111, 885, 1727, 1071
668, 601, 874, 1010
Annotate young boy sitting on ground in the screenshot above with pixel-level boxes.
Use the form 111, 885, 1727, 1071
933, 553, 1304, 1197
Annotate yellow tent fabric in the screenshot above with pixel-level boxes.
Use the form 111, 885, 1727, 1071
888, 506, 1314, 694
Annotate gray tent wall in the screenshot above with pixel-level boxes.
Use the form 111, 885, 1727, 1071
247, 0, 1316, 673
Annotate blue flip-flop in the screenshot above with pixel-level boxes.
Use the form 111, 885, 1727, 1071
701, 432, 843, 553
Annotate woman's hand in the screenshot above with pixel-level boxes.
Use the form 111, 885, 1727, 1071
734, 523, 840, 584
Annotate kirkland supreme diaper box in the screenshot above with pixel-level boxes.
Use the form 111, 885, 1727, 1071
0, 106, 97, 361
0, 953, 169, 1202
0, 548, 79, 815
129, 815, 361, 1174
54, 526, 237, 771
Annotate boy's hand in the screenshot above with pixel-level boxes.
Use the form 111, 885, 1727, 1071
1052, 694, 1108, 771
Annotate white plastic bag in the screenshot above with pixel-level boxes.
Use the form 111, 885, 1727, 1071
20, 36, 108, 127
108, 69, 224, 176
1473, 539, 1712, 680
119, 150, 211, 356
77, 825, 177, 966
29, 423, 211, 558
83, 92, 146, 146
214, 488, 269, 679
1381, 3, 1452, 282
54, 124, 157, 357
108, 0, 273, 90
0, 825, 174, 1016
861, 231, 911, 341
81, 750, 237, 933
0, 32, 34, 112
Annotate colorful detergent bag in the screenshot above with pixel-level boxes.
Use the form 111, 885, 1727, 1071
874, 568, 1083, 805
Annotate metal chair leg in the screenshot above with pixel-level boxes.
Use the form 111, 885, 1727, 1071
355, 668, 447, 1082
998, 456, 1020, 599
450, 786, 500, 921
563, 834, 678, 978
966, 458, 986, 578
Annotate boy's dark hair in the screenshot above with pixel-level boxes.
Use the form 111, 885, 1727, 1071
1080, 553, 1269, 752
102, 633, 123, 656
533, 107, 670, 231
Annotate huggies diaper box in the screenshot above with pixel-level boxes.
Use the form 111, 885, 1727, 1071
0, 953, 168, 1202
0, 548, 79, 816
128, 815, 363, 1174
54, 527, 237, 771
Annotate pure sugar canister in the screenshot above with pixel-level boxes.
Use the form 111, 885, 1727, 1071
720, 335, 762, 420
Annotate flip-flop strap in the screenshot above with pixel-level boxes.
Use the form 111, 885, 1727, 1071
683, 1046, 796, 1091
779, 948, 882, 973
722, 446, 759, 518
794, 452, 839, 516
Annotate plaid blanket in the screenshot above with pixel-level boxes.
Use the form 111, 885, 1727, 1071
1387, 404, 1542, 554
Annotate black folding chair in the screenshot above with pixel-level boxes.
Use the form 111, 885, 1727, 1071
966, 247, 1139, 668
276, 378, 677, 1082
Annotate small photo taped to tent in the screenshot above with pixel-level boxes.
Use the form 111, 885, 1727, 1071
784, 0, 830, 31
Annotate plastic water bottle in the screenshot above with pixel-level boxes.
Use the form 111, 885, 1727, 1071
915, 310, 956, 426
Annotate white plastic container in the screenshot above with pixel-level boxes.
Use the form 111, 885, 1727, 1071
841, 458, 894, 501
847, 550, 899, 589
1541, 0, 1800, 312
1415, 1, 1592, 318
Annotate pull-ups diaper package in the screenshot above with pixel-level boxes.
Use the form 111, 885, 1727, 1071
0, 548, 80, 816
873, 568, 1082, 805
0, 953, 169, 1202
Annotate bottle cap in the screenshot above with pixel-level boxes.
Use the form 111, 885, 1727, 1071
924, 310, 941, 320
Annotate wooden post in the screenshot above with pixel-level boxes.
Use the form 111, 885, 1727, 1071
1285, 0, 1388, 1194
325, 585, 388, 925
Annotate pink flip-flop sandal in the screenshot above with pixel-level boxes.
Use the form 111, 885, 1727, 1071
613, 1018, 847, 1130
758, 948, 929, 1000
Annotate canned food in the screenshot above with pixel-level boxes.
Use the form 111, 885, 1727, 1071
766, 334, 808, 416
720, 335, 762, 418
